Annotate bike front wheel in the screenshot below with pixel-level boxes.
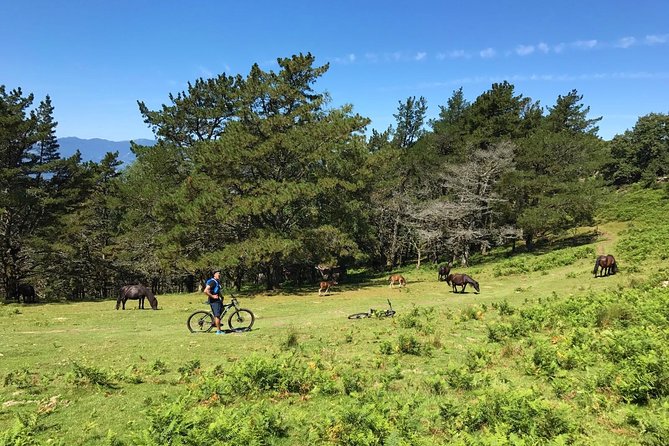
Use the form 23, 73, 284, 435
379, 310, 396, 318
187, 311, 214, 333
228, 309, 255, 332
348, 313, 370, 319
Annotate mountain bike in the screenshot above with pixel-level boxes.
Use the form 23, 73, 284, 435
348, 299, 396, 319
187, 296, 255, 333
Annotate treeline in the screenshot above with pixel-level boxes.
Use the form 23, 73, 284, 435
2, 54, 668, 299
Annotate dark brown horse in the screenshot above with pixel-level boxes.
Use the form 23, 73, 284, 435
116, 284, 158, 310
445, 273, 480, 293
593, 255, 618, 277
438, 264, 451, 282
13, 284, 36, 303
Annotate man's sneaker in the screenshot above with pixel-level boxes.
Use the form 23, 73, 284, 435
215, 330, 224, 335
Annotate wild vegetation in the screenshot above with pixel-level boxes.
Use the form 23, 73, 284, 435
1, 186, 668, 444
2, 53, 669, 444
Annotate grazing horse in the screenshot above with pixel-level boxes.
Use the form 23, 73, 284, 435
116, 284, 158, 310
438, 264, 451, 282
389, 274, 406, 288
14, 284, 36, 303
318, 280, 337, 296
593, 255, 618, 277
445, 273, 480, 294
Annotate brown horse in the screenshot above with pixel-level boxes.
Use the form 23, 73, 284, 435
116, 284, 158, 310
318, 280, 337, 296
445, 273, 480, 294
593, 255, 618, 277
438, 264, 451, 282
389, 274, 406, 288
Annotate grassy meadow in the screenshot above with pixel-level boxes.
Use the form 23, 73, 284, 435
2, 185, 669, 445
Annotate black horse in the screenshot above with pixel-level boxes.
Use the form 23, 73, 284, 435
12, 284, 36, 303
438, 264, 451, 282
116, 284, 158, 310
445, 273, 480, 294
593, 255, 618, 277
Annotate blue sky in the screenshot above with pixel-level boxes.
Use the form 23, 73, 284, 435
2, 0, 668, 141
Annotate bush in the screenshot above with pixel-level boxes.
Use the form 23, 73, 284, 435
443, 388, 576, 441
68, 362, 117, 389
397, 305, 436, 335
310, 402, 392, 445
396, 334, 426, 356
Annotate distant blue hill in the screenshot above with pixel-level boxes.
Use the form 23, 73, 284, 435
57, 137, 156, 164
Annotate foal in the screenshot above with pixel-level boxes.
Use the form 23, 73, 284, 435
318, 280, 337, 296
389, 274, 406, 288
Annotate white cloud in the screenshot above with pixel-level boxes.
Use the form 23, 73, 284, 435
365, 52, 379, 63
553, 43, 566, 53
645, 34, 669, 44
615, 36, 636, 48
333, 53, 356, 64
418, 71, 669, 89
388, 51, 402, 62
515, 45, 535, 56
480, 48, 496, 58
415, 52, 427, 61
198, 66, 214, 78
573, 39, 598, 49
537, 42, 550, 53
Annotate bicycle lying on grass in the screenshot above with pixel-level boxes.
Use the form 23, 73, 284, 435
348, 299, 396, 319
187, 296, 255, 333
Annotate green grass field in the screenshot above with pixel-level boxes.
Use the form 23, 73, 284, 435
2, 185, 669, 445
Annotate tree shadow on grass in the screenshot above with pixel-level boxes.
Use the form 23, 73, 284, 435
467, 229, 601, 267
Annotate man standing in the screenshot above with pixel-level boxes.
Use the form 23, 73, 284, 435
204, 271, 224, 334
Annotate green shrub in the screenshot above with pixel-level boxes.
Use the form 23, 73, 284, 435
396, 334, 426, 356
69, 362, 117, 389
0, 413, 44, 446
460, 305, 485, 321
310, 402, 392, 445
445, 388, 576, 441
465, 346, 492, 372
492, 299, 515, 316
596, 303, 636, 328
280, 327, 300, 350
177, 359, 201, 381
3, 369, 41, 391
379, 340, 393, 355
138, 401, 287, 445
397, 305, 436, 335
149, 359, 168, 375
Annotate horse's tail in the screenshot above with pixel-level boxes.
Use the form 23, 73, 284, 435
466, 276, 480, 293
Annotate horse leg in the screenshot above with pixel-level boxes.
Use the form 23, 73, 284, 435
461, 283, 467, 293
139, 297, 144, 309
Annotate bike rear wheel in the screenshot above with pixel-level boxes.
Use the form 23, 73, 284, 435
228, 309, 255, 332
348, 312, 370, 319
187, 311, 214, 333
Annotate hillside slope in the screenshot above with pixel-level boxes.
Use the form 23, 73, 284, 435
1, 185, 668, 444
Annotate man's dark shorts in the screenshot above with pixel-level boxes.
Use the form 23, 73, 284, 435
209, 298, 223, 318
